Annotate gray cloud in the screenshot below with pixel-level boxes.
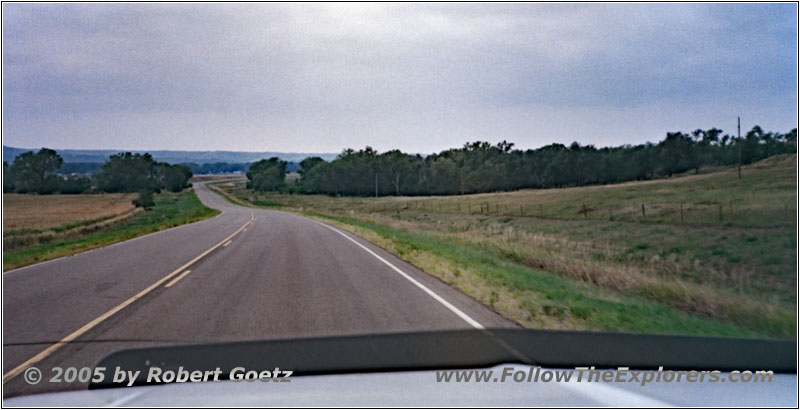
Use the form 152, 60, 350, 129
2, 3, 797, 153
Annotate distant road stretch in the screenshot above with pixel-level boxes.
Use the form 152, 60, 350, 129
3, 182, 514, 397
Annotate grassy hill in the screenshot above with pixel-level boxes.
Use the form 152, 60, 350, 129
214, 155, 797, 339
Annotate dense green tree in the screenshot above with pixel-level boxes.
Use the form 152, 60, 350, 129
96, 153, 159, 193
95, 152, 192, 194
299, 157, 326, 175
132, 189, 155, 208
157, 163, 193, 192
3, 161, 14, 193
9, 148, 64, 194
429, 157, 460, 194
247, 157, 287, 191
59, 175, 92, 194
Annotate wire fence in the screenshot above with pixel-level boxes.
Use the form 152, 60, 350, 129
232, 183, 794, 228
362, 199, 795, 228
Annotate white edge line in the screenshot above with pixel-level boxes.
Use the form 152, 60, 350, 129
306, 219, 484, 329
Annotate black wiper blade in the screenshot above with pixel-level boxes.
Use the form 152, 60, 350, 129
90, 328, 796, 389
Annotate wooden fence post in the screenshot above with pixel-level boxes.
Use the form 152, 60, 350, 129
641, 203, 646, 218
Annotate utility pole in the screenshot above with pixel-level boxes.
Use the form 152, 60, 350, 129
737, 116, 742, 180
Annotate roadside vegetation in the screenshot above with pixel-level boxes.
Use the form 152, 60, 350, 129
3, 148, 219, 270
215, 154, 797, 339
3, 189, 219, 271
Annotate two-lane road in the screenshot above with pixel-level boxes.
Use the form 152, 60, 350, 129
3, 182, 514, 397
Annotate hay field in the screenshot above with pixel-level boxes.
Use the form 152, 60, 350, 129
3, 193, 136, 234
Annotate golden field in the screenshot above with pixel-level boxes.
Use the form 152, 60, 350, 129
3, 193, 136, 233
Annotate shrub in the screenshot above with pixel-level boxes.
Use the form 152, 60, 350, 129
132, 190, 155, 209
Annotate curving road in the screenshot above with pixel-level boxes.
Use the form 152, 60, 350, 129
3, 182, 514, 397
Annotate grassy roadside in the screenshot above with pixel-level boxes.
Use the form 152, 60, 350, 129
3, 188, 220, 271
305, 212, 774, 338
211, 158, 796, 339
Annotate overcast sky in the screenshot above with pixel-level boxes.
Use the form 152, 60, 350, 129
2, 3, 797, 154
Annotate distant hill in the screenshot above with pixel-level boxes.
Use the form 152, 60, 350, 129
2, 146, 338, 165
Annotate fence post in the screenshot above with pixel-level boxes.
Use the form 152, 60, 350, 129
680, 203, 684, 222
641, 203, 646, 218
520, 205, 523, 216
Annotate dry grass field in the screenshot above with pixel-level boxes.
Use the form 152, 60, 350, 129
3, 193, 136, 234
3, 189, 220, 270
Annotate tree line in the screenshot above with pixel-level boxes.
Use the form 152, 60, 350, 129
4, 149, 192, 207
275, 125, 795, 196
52, 160, 300, 177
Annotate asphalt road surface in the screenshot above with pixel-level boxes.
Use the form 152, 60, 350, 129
3, 182, 514, 397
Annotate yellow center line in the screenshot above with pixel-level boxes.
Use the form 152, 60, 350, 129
2, 210, 255, 384
164, 270, 192, 288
